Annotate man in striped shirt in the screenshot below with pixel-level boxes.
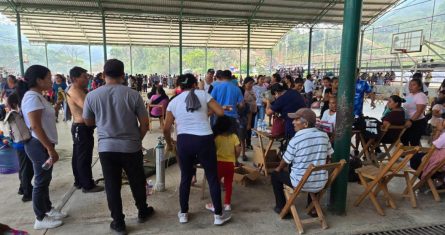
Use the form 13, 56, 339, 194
271, 108, 334, 214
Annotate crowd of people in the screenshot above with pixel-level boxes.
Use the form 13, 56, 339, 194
1, 58, 445, 235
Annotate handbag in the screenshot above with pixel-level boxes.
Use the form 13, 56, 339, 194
271, 115, 285, 137
4, 110, 31, 143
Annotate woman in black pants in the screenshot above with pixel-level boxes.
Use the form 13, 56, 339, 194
163, 74, 231, 225
401, 78, 428, 146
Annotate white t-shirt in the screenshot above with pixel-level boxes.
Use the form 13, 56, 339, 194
403, 92, 428, 120
167, 90, 213, 136
321, 110, 337, 127
21, 90, 58, 144
304, 79, 315, 93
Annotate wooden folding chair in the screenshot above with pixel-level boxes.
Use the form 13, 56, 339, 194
375, 122, 409, 161
412, 153, 445, 202
399, 147, 435, 208
354, 145, 420, 215
147, 104, 165, 132
279, 159, 346, 234
357, 127, 389, 165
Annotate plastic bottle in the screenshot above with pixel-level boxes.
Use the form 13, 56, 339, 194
257, 119, 262, 131
146, 180, 154, 196
42, 157, 53, 170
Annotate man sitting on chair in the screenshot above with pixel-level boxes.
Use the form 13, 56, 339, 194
271, 108, 334, 214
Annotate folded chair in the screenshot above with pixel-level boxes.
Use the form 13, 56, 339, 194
279, 159, 346, 234
354, 145, 420, 215
375, 122, 409, 161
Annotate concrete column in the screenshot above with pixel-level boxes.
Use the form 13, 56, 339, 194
16, 12, 24, 76
330, 0, 363, 215
101, 12, 107, 62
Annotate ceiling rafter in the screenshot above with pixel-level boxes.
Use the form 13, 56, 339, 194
311, 0, 340, 27
71, 16, 91, 43
120, 16, 132, 45
206, 21, 220, 48
22, 16, 46, 42
0, 0, 402, 49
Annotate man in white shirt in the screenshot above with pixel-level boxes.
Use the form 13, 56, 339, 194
271, 108, 333, 214
304, 74, 315, 108
199, 68, 215, 93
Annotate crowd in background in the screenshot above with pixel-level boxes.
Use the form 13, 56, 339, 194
0, 61, 445, 234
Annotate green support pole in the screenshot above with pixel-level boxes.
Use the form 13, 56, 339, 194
205, 47, 208, 74
269, 49, 273, 75
239, 48, 242, 78
330, 0, 363, 215
130, 44, 133, 75
45, 43, 49, 68
101, 12, 107, 62
247, 23, 251, 77
168, 46, 171, 76
179, 20, 183, 75
16, 12, 24, 76
358, 29, 365, 69
88, 44, 92, 72
308, 27, 313, 75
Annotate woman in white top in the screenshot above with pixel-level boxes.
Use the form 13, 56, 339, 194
163, 74, 231, 225
321, 96, 337, 133
401, 78, 428, 146
20, 65, 66, 230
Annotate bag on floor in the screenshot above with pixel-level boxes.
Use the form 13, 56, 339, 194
348, 155, 362, 182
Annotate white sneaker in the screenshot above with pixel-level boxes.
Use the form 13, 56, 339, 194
178, 211, 189, 224
214, 212, 231, 226
34, 216, 63, 230
46, 208, 68, 220
224, 204, 231, 211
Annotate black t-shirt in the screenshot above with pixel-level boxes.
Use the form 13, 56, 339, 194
381, 110, 405, 142
270, 89, 306, 137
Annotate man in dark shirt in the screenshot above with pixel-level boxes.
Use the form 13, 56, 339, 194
266, 83, 305, 139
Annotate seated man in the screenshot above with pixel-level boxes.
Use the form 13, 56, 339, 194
271, 108, 334, 214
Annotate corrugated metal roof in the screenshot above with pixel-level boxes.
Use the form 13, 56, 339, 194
0, 0, 402, 49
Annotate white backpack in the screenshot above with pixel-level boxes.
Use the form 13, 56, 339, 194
4, 110, 31, 143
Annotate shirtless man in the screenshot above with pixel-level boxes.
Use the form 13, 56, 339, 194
67, 66, 103, 193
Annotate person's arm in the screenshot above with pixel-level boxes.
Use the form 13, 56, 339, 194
82, 95, 96, 126
163, 111, 175, 151
236, 89, 245, 109
138, 115, 149, 140
411, 104, 426, 121
265, 99, 274, 116
208, 99, 224, 117
27, 110, 59, 163
198, 80, 205, 90
274, 159, 288, 172
235, 144, 241, 159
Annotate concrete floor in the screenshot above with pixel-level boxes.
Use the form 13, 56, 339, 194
1, 102, 444, 235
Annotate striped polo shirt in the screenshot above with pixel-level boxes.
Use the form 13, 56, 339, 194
283, 127, 334, 192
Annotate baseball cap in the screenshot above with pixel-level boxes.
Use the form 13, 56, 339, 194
288, 108, 316, 126
104, 59, 124, 78
69, 66, 87, 78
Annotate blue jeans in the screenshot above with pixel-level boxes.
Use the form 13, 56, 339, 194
24, 138, 53, 220
254, 105, 265, 129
